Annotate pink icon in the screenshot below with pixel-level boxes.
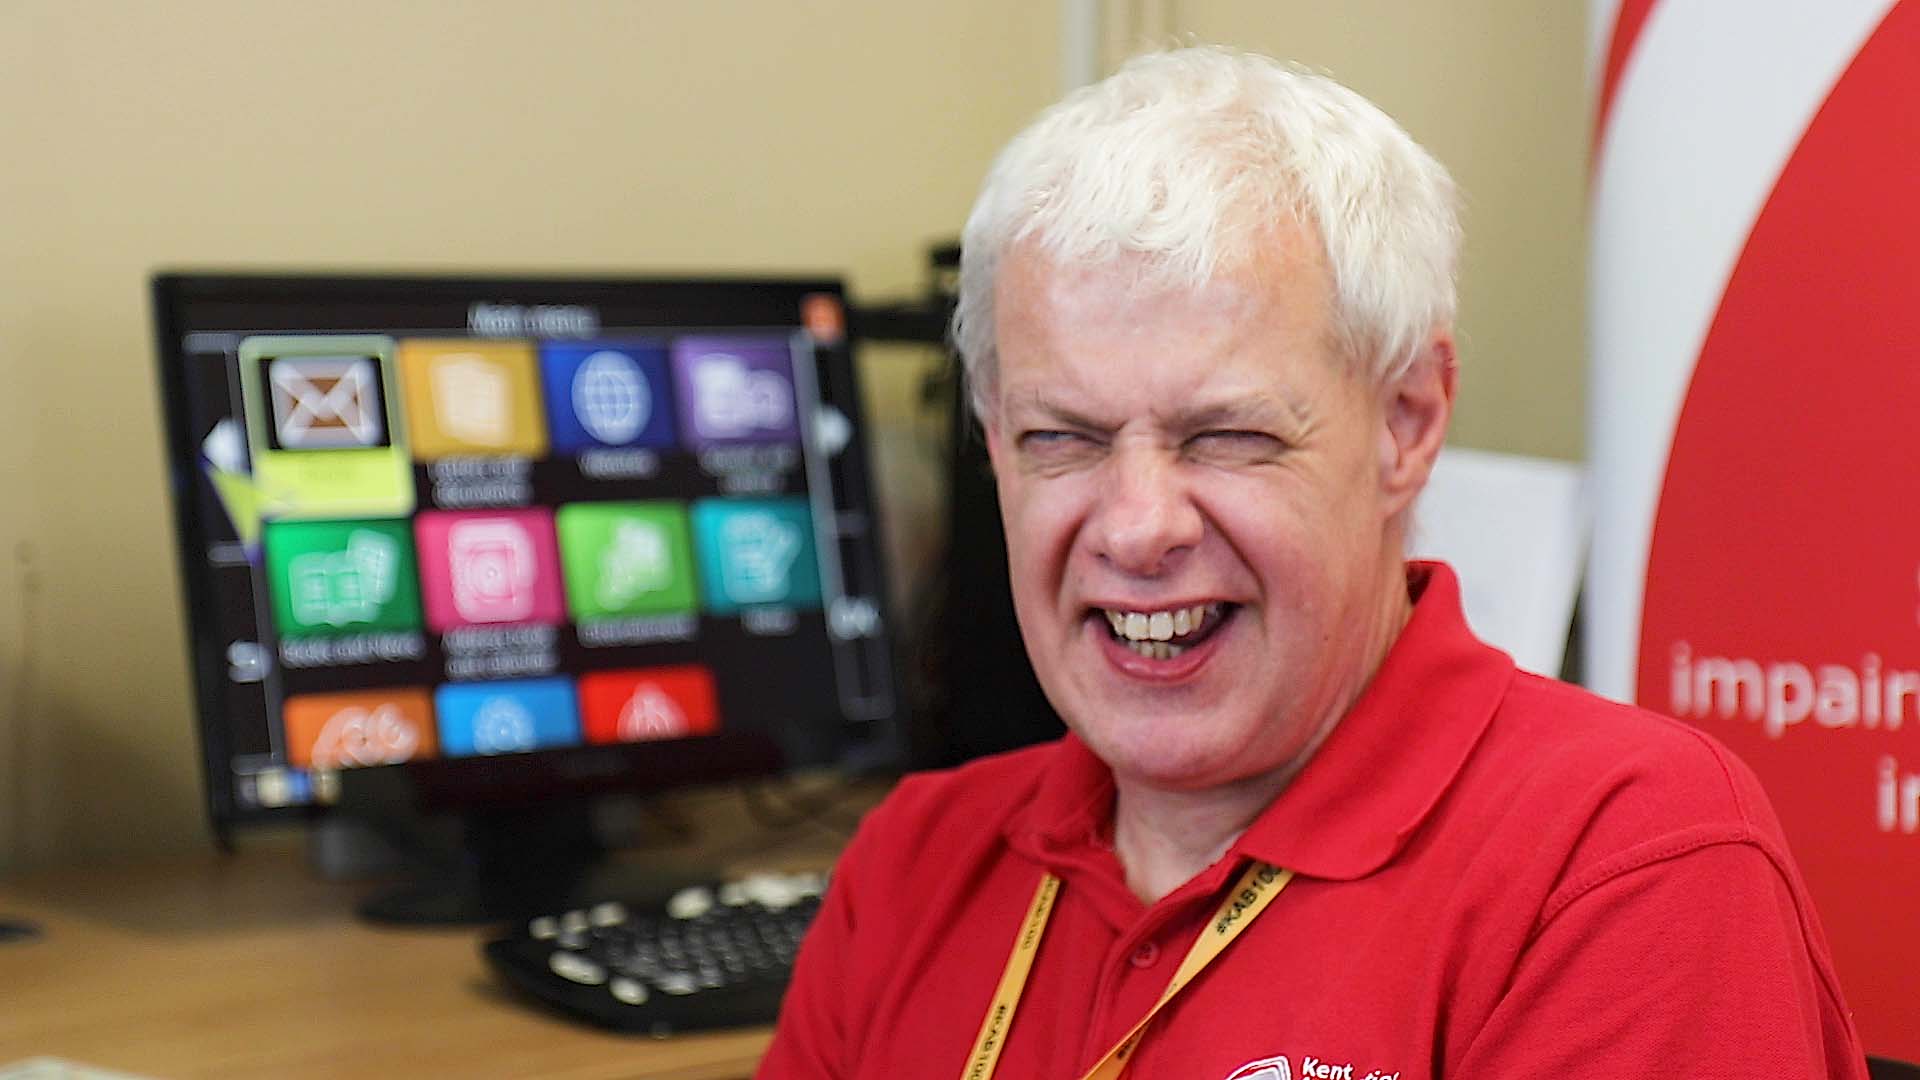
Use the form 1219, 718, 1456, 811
416, 509, 564, 630
449, 520, 534, 621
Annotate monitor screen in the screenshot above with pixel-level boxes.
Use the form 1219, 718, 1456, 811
153, 274, 900, 830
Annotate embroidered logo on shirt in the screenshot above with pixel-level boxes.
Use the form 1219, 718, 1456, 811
1225, 1056, 1291, 1080
1224, 1054, 1400, 1080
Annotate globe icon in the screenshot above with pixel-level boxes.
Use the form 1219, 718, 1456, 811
572, 350, 651, 444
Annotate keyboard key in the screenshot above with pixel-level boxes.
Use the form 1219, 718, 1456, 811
655, 971, 698, 996
666, 886, 715, 920
609, 976, 649, 1006
548, 951, 607, 986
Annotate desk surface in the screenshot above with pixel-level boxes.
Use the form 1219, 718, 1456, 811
0, 798, 865, 1079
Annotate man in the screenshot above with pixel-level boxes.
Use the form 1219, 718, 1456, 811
761, 46, 1866, 1078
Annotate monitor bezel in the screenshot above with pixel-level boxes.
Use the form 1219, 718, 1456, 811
151, 270, 902, 833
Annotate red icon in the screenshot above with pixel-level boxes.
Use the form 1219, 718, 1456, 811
577, 666, 718, 745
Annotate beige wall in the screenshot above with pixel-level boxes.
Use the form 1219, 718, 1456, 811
0, 0, 1059, 868
1167, 1, 1591, 461
0, 1, 1586, 868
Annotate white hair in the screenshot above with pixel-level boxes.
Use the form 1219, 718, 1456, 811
952, 45, 1462, 417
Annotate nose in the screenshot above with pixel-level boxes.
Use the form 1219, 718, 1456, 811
1089, 442, 1203, 576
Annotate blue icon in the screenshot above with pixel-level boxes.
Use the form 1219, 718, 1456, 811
691, 497, 822, 614
434, 678, 580, 757
538, 343, 677, 452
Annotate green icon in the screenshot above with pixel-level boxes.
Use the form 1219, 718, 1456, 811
264, 519, 423, 637
555, 502, 697, 620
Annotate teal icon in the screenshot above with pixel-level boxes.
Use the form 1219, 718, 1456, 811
691, 497, 821, 613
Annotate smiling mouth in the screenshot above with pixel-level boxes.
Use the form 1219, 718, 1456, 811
1097, 602, 1233, 660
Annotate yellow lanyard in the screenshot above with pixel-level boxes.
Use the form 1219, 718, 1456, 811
960, 860, 1296, 1080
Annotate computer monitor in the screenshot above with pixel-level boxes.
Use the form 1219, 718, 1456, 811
151, 273, 901, 918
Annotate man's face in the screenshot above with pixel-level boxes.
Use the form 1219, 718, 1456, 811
985, 237, 1413, 794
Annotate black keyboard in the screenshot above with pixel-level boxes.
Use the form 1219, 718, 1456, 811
482, 870, 826, 1035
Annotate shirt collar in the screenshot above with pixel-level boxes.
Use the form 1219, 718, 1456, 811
1005, 731, 1115, 863
1004, 562, 1514, 883
1232, 562, 1513, 879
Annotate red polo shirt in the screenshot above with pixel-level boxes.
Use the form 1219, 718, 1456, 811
760, 564, 1866, 1079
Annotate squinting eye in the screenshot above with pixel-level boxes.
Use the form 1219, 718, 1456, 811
1186, 430, 1285, 459
1019, 430, 1088, 450
1015, 429, 1104, 470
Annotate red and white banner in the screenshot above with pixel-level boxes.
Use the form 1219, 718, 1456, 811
1588, 0, 1917, 1057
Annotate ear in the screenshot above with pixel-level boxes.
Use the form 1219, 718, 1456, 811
1377, 332, 1457, 518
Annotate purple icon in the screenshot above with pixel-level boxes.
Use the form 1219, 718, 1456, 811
670, 336, 799, 448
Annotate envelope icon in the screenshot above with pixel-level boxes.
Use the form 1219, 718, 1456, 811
267, 355, 387, 449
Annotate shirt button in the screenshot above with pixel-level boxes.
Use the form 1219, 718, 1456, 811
1130, 941, 1160, 968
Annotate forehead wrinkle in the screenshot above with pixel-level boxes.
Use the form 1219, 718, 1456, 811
997, 330, 1133, 421
1017, 388, 1111, 430
1157, 393, 1303, 433
994, 242, 1349, 430
1003, 343, 1331, 436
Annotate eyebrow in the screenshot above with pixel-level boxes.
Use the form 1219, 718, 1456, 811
1014, 395, 1108, 432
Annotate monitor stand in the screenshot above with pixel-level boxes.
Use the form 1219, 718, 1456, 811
317, 799, 709, 926
320, 742, 791, 926
356, 802, 602, 924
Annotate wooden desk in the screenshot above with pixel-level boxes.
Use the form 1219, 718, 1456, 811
0, 797, 867, 1079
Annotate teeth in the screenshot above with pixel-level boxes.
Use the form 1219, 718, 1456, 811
1125, 639, 1185, 660
1105, 603, 1219, 643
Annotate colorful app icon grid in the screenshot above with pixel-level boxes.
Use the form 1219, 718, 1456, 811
434, 677, 580, 757
578, 666, 718, 745
554, 501, 697, 620
691, 497, 821, 613
397, 339, 549, 459
282, 687, 437, 769
414, 509, 567, 630
237, 335, 415, 521
263, 518, 423, 637
670, 335, 800, 448
539, 343, 677, 452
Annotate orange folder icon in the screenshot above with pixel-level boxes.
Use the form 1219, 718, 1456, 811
283, 688, 438, 769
